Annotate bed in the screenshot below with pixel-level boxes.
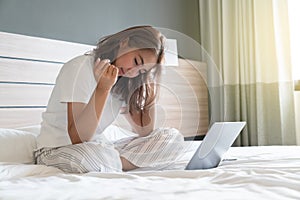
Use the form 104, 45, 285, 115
1, 31, 300, 200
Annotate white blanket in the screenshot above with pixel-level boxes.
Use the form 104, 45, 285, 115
1, 144, 300, 200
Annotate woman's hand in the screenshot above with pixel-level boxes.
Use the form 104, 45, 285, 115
94, 58, 119, 91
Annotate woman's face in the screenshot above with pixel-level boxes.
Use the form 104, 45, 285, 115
114, 49, 157, 78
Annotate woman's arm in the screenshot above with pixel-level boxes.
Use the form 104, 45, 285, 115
67, 89, 110, 144
124, 104, 155, 137
67, 59, 118, 144
123, 83, 157, 137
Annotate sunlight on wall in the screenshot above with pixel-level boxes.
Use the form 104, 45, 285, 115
288, 0, 300, 81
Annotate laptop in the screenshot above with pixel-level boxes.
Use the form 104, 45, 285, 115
185, 122, 246, 170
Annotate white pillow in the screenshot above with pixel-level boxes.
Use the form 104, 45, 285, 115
16, 125, 41, 136
0, 125, 133, 164
0, 128, 37, 164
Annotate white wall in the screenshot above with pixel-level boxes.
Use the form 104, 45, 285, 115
0, 0, 202, 61
0, 0, 200, 45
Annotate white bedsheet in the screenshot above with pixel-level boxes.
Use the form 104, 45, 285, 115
1, 143, 300, 200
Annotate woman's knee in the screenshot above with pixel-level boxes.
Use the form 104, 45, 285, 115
151, 127, 184, 143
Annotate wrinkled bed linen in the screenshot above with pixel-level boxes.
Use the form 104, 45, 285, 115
1, 144, 300, 200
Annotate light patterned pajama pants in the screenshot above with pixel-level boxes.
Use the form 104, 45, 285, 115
34, 128, 184, 173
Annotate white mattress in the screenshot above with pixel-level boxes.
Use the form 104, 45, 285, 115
1, 142, 300, 200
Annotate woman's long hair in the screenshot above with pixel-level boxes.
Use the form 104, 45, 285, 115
92, 26, 165, 112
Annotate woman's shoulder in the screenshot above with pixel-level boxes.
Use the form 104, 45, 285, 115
65, 54, 94, 66
54, 54, 95, 83
59, 54, 94, 73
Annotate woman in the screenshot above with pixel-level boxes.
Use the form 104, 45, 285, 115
35, 25, 184, 173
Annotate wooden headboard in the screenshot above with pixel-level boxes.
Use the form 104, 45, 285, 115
0, 31, 209, 138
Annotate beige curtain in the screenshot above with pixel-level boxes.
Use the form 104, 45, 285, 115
199, 0, 297, 146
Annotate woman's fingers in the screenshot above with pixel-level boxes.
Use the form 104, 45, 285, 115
105, 64, 119, 77
96, 59, 110, 73
94, 59, 119, 91
94, 58, 111, 81
112, 66, 118, 77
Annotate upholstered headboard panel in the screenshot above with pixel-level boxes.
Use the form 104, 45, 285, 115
0, 31, 208, 138
0, 31, 92, 128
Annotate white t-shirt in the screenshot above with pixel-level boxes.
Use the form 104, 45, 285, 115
37, 55, 123, 149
